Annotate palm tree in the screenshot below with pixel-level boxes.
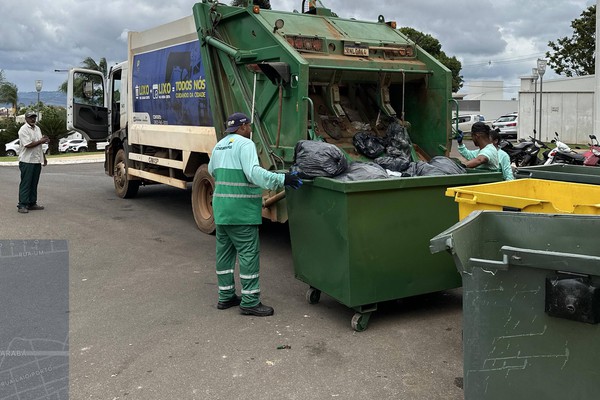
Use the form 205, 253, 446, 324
0, 82, 19, 119
59, 57, 108, 92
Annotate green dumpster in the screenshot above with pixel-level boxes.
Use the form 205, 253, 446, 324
286, 171, 502, 331
515, 163, 600, 184
430, 211, 600, 399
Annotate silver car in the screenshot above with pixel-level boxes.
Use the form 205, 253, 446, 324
492, 113, 518, 138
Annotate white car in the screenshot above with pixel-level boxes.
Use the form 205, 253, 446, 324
59, 139, 88, 153
4, 138, 49, 157
451, 114, 486, 133
492, 113, 518, 138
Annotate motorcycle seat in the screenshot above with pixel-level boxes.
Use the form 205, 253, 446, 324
512, 141, 532, 149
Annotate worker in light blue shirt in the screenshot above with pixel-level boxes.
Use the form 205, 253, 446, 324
455, 122, 499, 172
490, 129, 514, 180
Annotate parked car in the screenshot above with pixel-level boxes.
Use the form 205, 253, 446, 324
58, 139, 88, 153
492, 113, 518, 138
451, 114, 486, 133
4, 138, 49, 157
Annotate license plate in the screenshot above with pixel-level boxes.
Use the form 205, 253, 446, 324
344, 44, 369, 57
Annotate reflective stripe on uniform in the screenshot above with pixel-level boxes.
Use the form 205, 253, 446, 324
239, 273, 259, 279
216, 269, 235, 275
241, 288, 260, 294
216, 181, 260, 188
219, 285, 235, 290
213, 193, 262, 199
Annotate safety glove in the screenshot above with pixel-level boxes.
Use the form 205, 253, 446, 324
455, 129, 464, 145
284, 172, 303, 189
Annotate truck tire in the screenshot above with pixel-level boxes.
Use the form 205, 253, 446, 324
114, 148, 140, 198
192, 164, 215, 234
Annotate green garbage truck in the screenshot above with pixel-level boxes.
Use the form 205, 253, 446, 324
67, 0, 454, 233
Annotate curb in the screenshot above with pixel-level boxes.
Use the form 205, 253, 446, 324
0, 154, 104, 166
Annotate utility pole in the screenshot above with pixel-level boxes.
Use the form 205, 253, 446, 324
35, 80, 43, 118
531, 68, 538, 138
536, 59, 547, 141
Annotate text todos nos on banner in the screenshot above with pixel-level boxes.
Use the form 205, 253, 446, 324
137, 78, 207, 98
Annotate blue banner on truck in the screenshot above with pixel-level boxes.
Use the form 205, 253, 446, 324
132, 40, 213, 127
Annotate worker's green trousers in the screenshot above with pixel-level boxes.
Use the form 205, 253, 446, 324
215, 224, 261, 308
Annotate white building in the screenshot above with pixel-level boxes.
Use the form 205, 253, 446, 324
453, 80, 518, 121
519, 74, 594, 144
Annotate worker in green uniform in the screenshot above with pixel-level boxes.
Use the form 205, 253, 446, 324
455, 122, 499, 172
208, 112, 302, 317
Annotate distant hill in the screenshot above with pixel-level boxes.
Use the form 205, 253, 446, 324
0, 91, 67, 108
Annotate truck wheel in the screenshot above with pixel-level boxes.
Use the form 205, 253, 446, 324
192, 164, 215, 234
114, 149, 139, 198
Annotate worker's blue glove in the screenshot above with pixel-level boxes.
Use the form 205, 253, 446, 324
284, 172, 303, 189
455, 129, 464, 145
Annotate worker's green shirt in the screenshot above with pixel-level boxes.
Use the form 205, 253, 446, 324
208, 134, 284, 225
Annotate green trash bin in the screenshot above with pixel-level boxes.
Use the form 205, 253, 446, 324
515, 164, 600, 184
286, 171, 502, 331
430, 211, 600, 399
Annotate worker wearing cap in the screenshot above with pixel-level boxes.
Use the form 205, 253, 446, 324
17, 111, 50, 213
208, 112, 302, 317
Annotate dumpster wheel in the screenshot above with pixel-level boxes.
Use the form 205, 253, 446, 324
306, 287, 321, 304
351, 312, 371, 332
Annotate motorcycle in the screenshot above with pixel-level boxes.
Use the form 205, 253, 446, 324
583, 134, 600, 166
498, 135, 549, 167
543, 132, 585, 165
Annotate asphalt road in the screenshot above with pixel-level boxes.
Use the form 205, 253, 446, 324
0, 161, 464, 399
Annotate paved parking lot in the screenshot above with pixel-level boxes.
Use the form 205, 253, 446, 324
0, 161, 464, 399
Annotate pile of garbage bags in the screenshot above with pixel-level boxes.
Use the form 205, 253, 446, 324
291, 139, 466, 181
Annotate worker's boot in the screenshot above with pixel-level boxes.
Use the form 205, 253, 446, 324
239, 302, 274, 317
217, 295, 242, 310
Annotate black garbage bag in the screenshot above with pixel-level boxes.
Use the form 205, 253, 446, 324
385, 119, 413, 160
402, 157, 466, 177
428, 156, 467, 175
333, 162, 389, 181
292, 140, 348, 178
353, 131, 387, 159
374, 156, 411, 172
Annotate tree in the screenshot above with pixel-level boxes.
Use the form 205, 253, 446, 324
59, 57, 108, 92
399, 27, 463, 92
0, 82, 19, 119
546, 5, 595, 77
36, 106, 68, 154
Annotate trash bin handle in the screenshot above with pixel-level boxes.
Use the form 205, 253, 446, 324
469, 246, 600, 274
452, 191, 477, 205
469, 254, 510, 271
500, 245, 600, 275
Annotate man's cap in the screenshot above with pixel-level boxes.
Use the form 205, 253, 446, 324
25, 111, 37, 118
471, 121, 489, 134
224, 112, 249, 133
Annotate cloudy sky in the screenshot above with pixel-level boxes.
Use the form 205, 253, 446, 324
0, 0, 595, 99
